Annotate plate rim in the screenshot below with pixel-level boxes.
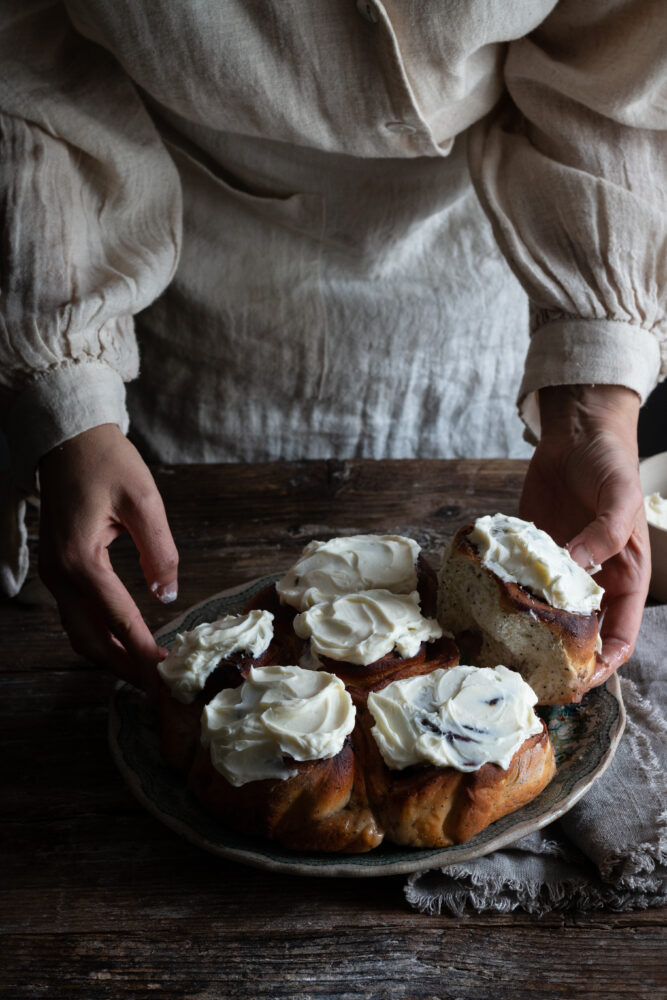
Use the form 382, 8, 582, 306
108, 578, 626, 878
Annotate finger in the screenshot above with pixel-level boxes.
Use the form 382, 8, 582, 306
59, 585, 168, 695
48, 537, 168, 670
88, 561, 169, 668
596, 589, 645, 674
586, 653, 618, 690
41, 519, 170, 678
567, 475, 643, 568
120, 484, 179, 605
59, 600, 146, 685
593, 521, 649, 684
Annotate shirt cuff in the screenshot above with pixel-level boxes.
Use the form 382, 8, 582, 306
518, 317, 661, 443
6, 359, 129, 492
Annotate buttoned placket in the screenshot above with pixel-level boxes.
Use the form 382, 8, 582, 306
356, 0, 379, 23
354, 0, 446, 156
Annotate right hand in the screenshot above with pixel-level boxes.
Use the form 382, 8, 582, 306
520, 385, 649, 691
38, 423, 179, 693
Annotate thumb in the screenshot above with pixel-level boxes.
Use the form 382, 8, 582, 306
567, 473, 643, 569
121, 485, 180, 604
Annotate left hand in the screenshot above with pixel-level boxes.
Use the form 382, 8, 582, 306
519, 384, 650, 692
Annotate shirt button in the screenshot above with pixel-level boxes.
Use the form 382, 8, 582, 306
356, 0, 379, 23
385, 121, 417, 134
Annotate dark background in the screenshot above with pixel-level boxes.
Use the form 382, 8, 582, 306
638, 380, 667, 457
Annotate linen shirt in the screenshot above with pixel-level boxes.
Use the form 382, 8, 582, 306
0, 0, 666, 594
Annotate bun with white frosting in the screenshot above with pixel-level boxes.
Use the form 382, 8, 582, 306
355, 665, 556, 847
438, 518, 603, 705
292, 588, 459, 690
270, 534, 438, 617
187, 666, 382, 852
189, 736, 382, 852
156, 609, 282, 773
359, 703, 555, 848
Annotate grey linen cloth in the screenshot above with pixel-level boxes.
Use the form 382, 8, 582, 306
405, 605, 667, 916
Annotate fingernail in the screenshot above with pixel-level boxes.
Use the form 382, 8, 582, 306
568, 543, 597, 571
151, 581, 178, 604
158, 647, 170, 661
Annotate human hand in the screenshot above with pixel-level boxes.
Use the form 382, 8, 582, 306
519, 384, 649, 691
38, 423, 179, 693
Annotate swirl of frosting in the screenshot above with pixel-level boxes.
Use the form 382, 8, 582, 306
368, 665, 543, 772
201, 665, 356, 787
293, 589, 442, 665
469, 514, 603, 614
157, 610, 274, 704
276, 534, 420, 611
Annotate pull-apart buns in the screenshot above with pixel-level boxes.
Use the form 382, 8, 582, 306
354, 664, 556, 848
188, 665, 382, 853
157, 609, 281, 774
155, 532, 559, 853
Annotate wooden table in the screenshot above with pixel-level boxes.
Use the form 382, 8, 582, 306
3, 459, 665, 999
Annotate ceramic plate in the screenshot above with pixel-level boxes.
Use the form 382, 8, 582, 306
108, 576, 626, 878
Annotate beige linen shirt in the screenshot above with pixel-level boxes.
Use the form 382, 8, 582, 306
0, 0, 666, 594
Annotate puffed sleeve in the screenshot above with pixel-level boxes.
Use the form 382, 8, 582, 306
0, 1, 181, 594
468, 0, 667, 441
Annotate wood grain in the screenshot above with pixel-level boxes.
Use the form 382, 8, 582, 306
2, 459, 665, 999
4, 925, 666, 1000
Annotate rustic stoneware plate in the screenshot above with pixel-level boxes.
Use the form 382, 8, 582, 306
108, 576, 626, 878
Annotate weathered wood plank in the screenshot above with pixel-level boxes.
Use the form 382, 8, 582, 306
2, 460, 664, 998
2, 808, 665, 934
3, 926, 666, 1000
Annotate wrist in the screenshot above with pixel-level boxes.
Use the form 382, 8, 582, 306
538, 384, 640, 445
39, 423, 125, 472
6, 360, 128, 493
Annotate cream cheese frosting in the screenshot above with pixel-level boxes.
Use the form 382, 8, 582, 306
157, 610, 274, 704
201, 664, 356, 786
276, 534, 421, 611
469, 513, 604, 614
293, 589, 442, 665
644, 492, 667, 530
368, 665, 543, 773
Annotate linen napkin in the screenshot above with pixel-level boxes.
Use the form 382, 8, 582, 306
405, 605, 667, 916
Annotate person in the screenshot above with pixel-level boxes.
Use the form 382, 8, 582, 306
1, 1, 663, 694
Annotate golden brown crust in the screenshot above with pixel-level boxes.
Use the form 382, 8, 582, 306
188, 727, 383, 853
448, 727, 556, 844
355, 696, 556, 847
319, 633, 459, 692
454, 527, 599, 651
440, 525, 599, 705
